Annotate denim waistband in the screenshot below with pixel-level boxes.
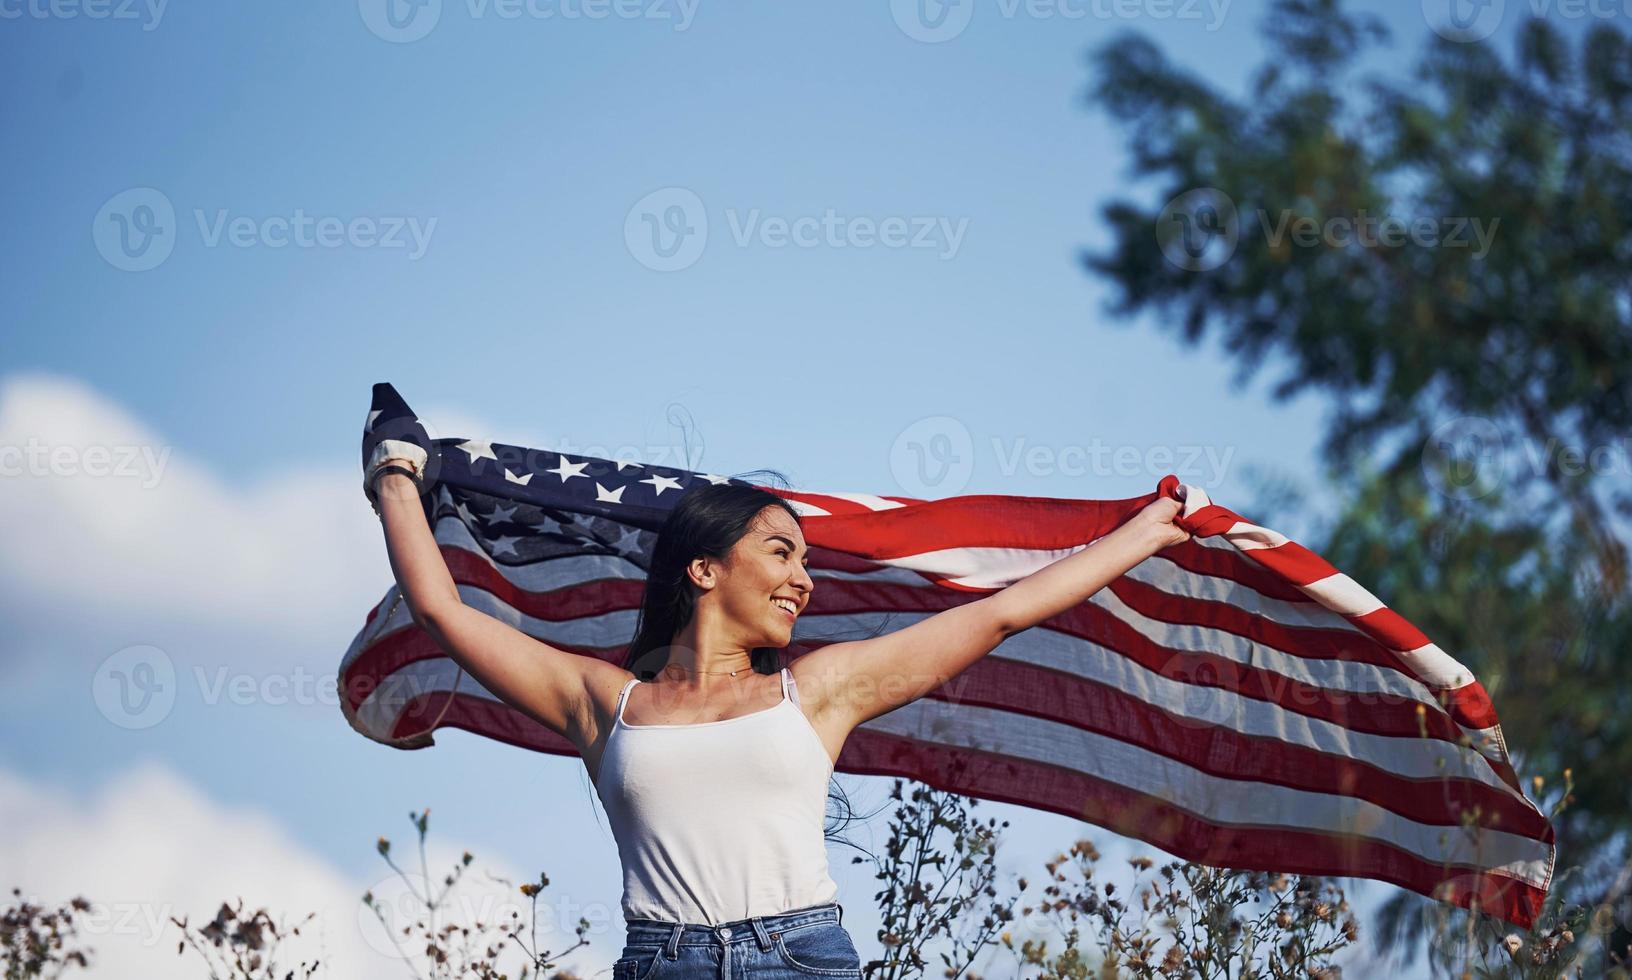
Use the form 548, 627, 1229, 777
623, 901, 844, 952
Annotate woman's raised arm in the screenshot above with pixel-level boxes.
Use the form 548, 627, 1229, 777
373, 469, 607, 741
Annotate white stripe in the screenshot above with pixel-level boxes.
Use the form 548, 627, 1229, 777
864, 542, 1088, 590
797, 491, 907, 511
1124, 553, 1351, 631
1218, 519, 1291, 551
1302, 571, 1386, 617
859, 699, 1553, 886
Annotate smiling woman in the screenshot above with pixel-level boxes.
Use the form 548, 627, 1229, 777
592, 480, 869, 978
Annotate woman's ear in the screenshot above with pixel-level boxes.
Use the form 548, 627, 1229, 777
686, 555, 718, 591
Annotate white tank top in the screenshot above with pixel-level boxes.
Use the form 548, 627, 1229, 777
593, 666, 841, 925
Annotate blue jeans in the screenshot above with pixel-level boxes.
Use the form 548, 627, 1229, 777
613, 901, 861, 979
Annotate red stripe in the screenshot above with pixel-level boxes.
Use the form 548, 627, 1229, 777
780, 491, 1151, 556
767, 489, 879, 516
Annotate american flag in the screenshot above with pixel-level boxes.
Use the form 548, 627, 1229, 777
340, 383, 1555, 928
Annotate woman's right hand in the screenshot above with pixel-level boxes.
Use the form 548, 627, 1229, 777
361, 382, 437, 515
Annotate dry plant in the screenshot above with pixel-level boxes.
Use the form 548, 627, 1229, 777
1, 889, 93, 979
362, 807, 591, 980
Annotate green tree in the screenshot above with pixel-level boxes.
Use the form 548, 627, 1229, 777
1081, 0, 1632, 969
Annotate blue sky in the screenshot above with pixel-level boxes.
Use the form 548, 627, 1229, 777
0, 1, 1572, 976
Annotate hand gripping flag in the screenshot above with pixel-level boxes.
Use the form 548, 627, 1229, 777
341, 383, 1555, 928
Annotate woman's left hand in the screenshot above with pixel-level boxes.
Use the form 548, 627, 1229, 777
1132, 496, 1192, 552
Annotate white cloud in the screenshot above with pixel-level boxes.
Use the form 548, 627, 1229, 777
0, 372, 387, 652
0, 762, 563, 980
0, 373, 664, 666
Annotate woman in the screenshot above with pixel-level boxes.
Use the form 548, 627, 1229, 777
368, 455, 1190, 979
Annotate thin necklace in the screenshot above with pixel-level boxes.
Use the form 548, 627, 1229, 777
662, 663, 751, 677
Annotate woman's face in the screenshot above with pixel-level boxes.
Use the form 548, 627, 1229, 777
696, 504, 813, 649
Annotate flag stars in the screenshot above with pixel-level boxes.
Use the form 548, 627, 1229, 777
612, 457, 643, 471
366, 409, 383, 433
698, 473, 731, 485
548, 456, 590, 482
594, 482, 627, 505
486, 502, 518, 523
612, 527, 645, 557
458, 440, 498, 464
503, 467, 533, 486
641, 473, 684, 496
490, 535, 521, 558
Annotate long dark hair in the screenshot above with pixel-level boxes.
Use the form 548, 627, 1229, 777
618, 469, 882, 856
622, 478, 798, 680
